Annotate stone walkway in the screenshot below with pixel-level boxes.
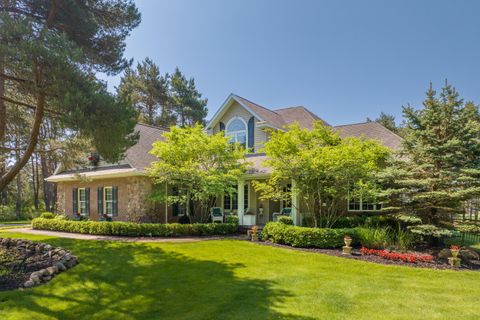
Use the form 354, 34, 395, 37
2, 227, 248, 243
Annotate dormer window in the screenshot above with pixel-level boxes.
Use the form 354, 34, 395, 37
226, 117, 247, 148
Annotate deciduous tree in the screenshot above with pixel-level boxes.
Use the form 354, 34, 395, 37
148, 125, 245, 222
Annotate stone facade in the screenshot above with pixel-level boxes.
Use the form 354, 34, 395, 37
56, 176, 176, 223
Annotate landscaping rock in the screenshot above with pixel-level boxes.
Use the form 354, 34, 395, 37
460, 249, 479, 262
438, 248, 451, 259
0, 237, 78, 291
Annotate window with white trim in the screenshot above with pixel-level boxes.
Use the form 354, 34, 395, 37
78, 188, 87, 215
226, 118, 247, 148
348, 186, 382, 212
104, 187, 114, 216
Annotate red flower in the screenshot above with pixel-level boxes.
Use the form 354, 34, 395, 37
450, 245, 460, 251
88, 156, 94, 161
361, 247, 433, 264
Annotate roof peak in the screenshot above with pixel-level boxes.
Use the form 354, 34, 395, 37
136, 122, 170, 131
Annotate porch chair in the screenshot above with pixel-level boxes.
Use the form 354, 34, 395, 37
272, 207, 292, 222
210, 207, 224, 223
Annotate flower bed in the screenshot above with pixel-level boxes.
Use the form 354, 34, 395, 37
32, 218, 238, 237
360, 247, 433, 263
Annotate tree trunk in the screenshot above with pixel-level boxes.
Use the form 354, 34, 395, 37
40, 152, 55, 212
0, 91, 45, 192
15, 169, 21, 218
31, 154, 39, 210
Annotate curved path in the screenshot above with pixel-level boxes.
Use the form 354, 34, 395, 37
2, 227, 248, 243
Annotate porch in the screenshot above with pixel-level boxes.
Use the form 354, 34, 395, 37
216, 178, 300, 227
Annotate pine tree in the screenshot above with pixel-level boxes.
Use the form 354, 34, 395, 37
118, 58, 174, 127
0, 0, 141, 191
383, 82, 480, 225
170, 68, 208, 127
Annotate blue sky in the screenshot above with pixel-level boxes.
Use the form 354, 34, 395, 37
99, 0, 480, 126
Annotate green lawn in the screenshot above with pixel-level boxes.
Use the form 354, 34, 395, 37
0, 232, 479, 320
0, 220, 31, 225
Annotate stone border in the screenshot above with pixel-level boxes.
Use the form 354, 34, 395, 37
0, 238, 78, 289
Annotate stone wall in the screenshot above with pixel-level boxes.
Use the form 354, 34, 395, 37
56, 176, 175, 223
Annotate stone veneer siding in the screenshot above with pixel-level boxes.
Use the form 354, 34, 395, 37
56, 176, 175, 223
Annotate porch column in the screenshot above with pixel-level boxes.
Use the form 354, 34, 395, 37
237, 179, 245, 225
164, 182, 168, 224
291, 179, 299, 226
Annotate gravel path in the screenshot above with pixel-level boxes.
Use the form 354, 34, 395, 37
2, 227, 248, 243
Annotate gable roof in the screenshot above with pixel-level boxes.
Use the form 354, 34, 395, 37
46, 123, 167, 182
207, 93, 328, 130
333, 122, 403, 150
125, 123, 167, 170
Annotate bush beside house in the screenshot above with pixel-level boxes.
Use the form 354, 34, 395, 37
32, 218, 238, 237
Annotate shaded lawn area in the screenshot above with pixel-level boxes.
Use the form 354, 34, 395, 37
0, 221, 31, 225
0, 233, 479, 320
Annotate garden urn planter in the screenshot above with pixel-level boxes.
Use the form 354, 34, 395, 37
450, 245, 460, 258
448, 257, 461, 267
342, 236, 352, 255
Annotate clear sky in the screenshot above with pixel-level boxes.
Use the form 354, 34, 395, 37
99, 0, 480, 126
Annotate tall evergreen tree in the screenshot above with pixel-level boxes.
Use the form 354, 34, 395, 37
170, 68, 208, 127
0, 0, 141, 191
117, 58, 173, 127
382, 83, 480, 225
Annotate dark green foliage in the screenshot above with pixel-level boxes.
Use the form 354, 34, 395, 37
32, 218, 238, 237
262, 222, 358, 248
178, 215, 191, 224
170, 68, 208, 127
381, 83, 480, 225
277, 216, 293, 225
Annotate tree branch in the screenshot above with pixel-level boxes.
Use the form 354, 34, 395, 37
0, 61, 46, 191
0, 95, 62, 116
0, 73, 31, 84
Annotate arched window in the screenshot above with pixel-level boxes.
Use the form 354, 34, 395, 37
226, 118, 247, 147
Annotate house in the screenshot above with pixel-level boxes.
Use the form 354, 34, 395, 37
46, 93, 403, 226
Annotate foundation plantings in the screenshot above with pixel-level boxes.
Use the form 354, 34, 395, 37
0, 237, 78, 290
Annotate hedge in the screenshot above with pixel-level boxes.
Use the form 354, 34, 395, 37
32, 218, 238, 237
262, 222, 359, 248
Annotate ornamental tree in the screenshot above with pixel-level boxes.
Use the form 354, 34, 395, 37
380, 83, 480, 225
147, 125, 246, 223
0, 0, 141, 191
253, 122, 390, 228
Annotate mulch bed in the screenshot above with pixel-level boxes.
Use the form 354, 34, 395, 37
256, 241, 480, 271
0, 238, 78, 291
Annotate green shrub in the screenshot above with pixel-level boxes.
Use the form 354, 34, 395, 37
32, 218, 238, 237
356, 227, 393, 249
262, 222, 358, 248
395, 227, 417, 251
277, 216, 293, 225
39, 212, 55, 219
225, 215, 239, 225
54, 214, 68, 220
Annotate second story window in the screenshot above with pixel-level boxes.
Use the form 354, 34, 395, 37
226, 118, 247, 148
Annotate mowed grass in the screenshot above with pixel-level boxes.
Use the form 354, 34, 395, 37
0, 232, 479, 320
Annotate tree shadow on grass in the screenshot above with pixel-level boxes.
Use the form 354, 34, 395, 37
0, 238, 314, 320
